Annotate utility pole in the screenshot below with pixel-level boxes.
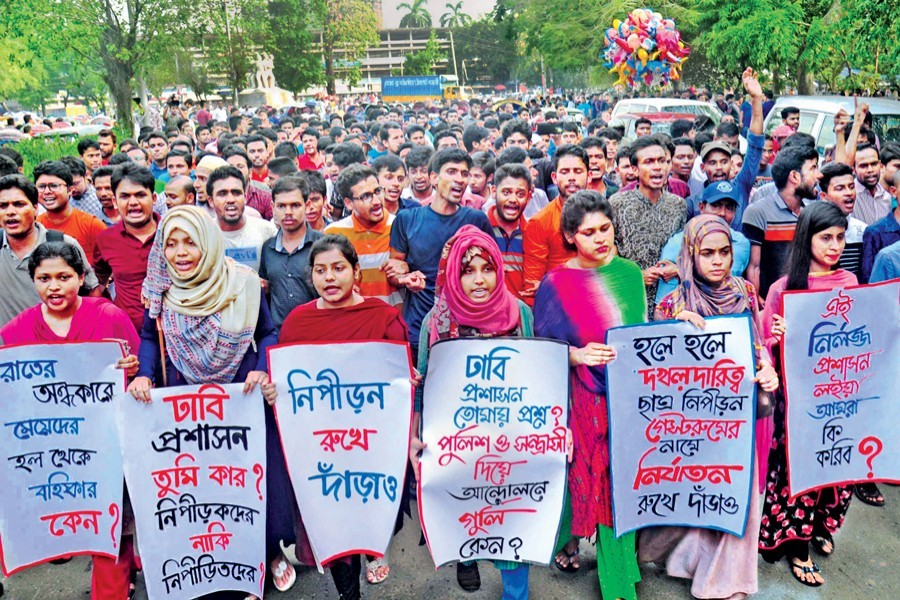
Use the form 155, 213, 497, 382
449, 29, 460, 83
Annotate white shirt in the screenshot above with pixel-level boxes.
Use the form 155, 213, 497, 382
220, 216, 277, 272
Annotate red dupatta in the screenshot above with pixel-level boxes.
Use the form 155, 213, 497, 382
278, 297, 408, 344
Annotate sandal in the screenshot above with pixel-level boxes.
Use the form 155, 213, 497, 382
366, 557, 390, 585
789, 556, 823, 587
811, 534, 834, 557
456, 561, 481, 592
270, 555, 296, 592
554, 543, 581, 573
855, 483, 885, 507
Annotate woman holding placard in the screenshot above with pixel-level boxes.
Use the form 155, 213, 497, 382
414, 224, 534, 598
533, 191, 645, 600
758, 202, 857, 587
0, 241, 140, 600
125, 205, 284, 599
273, 234, 409, 599
641, 214, 779, 599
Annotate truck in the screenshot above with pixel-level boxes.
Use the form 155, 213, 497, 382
380, 75, 472, 103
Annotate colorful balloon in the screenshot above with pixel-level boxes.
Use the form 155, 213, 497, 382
600, 8, 689, 89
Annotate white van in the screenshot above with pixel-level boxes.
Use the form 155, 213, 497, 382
611, 98, 723, 121
763, 95, 900, 155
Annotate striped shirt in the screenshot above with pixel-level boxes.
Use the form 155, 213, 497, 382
326, 212, 403, 306
488, 206, 526, 300
742, 193, 809, 298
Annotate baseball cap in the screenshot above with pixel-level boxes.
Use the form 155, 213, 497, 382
700, 141, 733, 161
701, 180, 740, 206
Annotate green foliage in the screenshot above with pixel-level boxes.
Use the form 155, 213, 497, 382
269, 0, 324, 93
440, 2, 474, 28
452, 17, 521, 84
12, 137, 81, 178
398, 0, 433, 29
402, 31, 448, 76
321, 0, 380, 93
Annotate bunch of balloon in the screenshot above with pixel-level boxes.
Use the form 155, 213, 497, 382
602, 8, 690, 88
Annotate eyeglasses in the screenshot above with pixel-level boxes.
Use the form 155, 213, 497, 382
351, 187, 384, 203
37, 183, 66, 192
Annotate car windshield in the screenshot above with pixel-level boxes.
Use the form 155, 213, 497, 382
872, 115, 900, 143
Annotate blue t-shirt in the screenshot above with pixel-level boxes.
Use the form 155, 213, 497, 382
390, 205, 492, 343
870, 240, 900, 282
654, 229, 752, 304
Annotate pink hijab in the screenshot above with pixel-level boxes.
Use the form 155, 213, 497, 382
428, 225, 520, 344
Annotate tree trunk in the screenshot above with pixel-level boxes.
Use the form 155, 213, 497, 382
797, 63, 815, 95
100, 53, 134, 126
325, 48, 336, 95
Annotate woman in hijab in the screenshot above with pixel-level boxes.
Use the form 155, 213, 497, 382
414, 224, 533, 598
126, 205, 286, 599
641, 215, 779, 599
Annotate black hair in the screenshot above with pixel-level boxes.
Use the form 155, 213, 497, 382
781, 107, 800, 120
28, 241, 85, 279
781, 132, 815, 150
329, 126, 345, 140
786, 202, 848, 291
598, 127, 623, 142
670, 119, 693, 139
0, 174, 38, 205
166, 149, 192, 167
274, 141, 299, 159
378, 122, 402, 142
0, 146, 24, 169
0, 155, 18, 177
268, 156, 298, 178
634, 117, 652, 129
578, 136, 606, 153
221, 145, 251, 167
146, 130, 168, 144
693, 132, 714, 153
819, 161, 854, 192
494, 163, 533, 188
496, 146, 529, 167
552, 144, 589, 172
483, 117, 499, 130
405, 146, 434, 171
195, 125, 210, 136
228, 115, 242, 132
429, 148, 472, 175
560, 190, 614, 249
77, 138, 100, 155
271, 175, 309, 202
296, 170, 327, 198
561, 122, 581, 134
309, 234, 359, 270
59, 156, 87, 178
432, 130, 458, 147
628, 135, 667, 167
772, 145, 819, 190
301, 127, 321, 140
258, 129, 278, 144
673, 136, 695, 152
715, 122, 740, 138
33, 161, 73, 187
471, 152, 496, 178
245, 134, 267, 148
331, 142, 366, 168
108, 153, 133, 166
692, 116, 716, 134
372, 154, 405, 175
500, 119, 531, 143
206, 165, 246, 197
462, 125, 489, 153
336, 164, 378, 201
616, 145, 632, 164
111, 162, 155, 195
880, 142, 900, 165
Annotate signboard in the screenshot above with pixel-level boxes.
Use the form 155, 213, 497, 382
0, 342, 126, 576
605, 316, 756, 538
268, 341, 413, 566
783, 280, 900, 495
117, 383, 267, 599
419, 338, 569, 567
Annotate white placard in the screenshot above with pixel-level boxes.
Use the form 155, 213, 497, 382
117, 383, 267, 599
0, 341, 125, 575
268, 340, 413, 566
419, 338, 569, 567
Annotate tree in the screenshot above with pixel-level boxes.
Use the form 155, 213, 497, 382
268, 0, 323, 94
320, 0, 380, 95
440, 2, 473, 28
402, 30, 448, 75
452, 17, 520, 85
398, 0, 433, 29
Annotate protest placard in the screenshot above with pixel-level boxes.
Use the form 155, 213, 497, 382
268, 341, 413, 566
0, 341, 125, 576
117, 383, 266, 599
783, 280, 900, 496
418, 338, 569, 567
605, 315, 756, 538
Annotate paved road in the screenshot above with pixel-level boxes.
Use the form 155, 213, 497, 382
4, 486, 898, 599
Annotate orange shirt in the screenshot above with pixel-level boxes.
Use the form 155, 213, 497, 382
522, 197, 575, 304
325, 212, 403, 306
38, 208, 106, 266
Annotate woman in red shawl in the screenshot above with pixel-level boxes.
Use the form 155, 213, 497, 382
268, 234, 408, 599
0, 241, 140, 600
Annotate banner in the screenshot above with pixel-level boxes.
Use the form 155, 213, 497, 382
117, 383, 267, 599
605, 315, 756, 538
267, 341, 413, 566
419, 338, 569, 567
0, 342, 125, 576
783, 280, 900, 495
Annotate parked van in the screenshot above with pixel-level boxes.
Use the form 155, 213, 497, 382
611, 98, 723, 122
763, 95, 900, 155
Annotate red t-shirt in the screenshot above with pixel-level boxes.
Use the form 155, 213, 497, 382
37, 208, 106, 266
297, 153, 323, 171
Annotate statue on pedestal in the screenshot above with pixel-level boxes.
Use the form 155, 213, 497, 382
254, 53, 276, 89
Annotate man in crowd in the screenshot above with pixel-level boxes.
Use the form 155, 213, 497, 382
404, 146, 435, 204
0, 174, 100, 328
61, 156, 105, 221
609, 136, 687, 316
488, 163, 532, 300
34, 160, 106, 266
222, 146, 274, 220
78, 139, 103, 175
93, 163, 159, 333
90, 166, 122, 227
373, 155, 420, 215
245, 134, 270, 183
164, 175, 196, 209
98, 129, 117, 165
296, 128, 323, 171
742, 145, 821, 299
579, 137, 613, 198
380, 123, 406, 156
206, 165, 276, 272
634, 118, 653, 138
165, 150, 192, 178
852, 143, 892, 225
146, 131, 170, 182
818, 162, 868, 278
781, 106, 800, 131
861, 170, 900, 283
259, 176, 323, 331
327, 142, 367, 220
522, 144, 590, 302
327, 164, 402, 307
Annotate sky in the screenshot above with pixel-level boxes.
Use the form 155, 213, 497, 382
381, 0, 495, 29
